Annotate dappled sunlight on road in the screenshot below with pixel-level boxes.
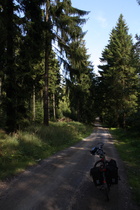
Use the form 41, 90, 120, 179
0, 125, 138, 210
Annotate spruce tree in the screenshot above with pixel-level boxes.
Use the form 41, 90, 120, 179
43, 0, 89, 125
133, 34, 140, 128
0, 0, 89, 130
98, 14, 138, 127
67, 39, 95, 123
48, 51, 61, 121
137, 0, 140, 5
11, 0, 45, 128
0, 0, 45, 131
3, 0, 18, 132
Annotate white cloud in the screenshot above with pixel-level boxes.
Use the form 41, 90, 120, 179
96, 15, 108, 28
93, 59, 101, 75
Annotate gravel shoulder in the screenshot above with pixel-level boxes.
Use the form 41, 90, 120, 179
0, 126, 139, 210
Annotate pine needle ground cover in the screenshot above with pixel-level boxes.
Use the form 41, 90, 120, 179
110, 128, 140, 206
0, 122, 93, 180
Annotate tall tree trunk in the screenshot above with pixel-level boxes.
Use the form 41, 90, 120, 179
44, 0, 51, 126
53, 93, 56, 120
5, 0, 17, 132
0, 78, 1, 97
32, 85, 36, 121
0, 78, 2, 122
44, 49, 49, 125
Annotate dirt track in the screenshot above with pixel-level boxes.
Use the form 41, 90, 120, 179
0, 125, 139, 210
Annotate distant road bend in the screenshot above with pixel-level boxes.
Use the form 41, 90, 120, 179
0, 125, 139, 210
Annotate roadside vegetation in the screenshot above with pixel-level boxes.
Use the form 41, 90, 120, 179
110, 128, 140, 206
0, 1, 140, 206
0, 121, 93, 180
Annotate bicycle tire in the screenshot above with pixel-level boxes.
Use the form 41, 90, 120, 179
94, 160, 104, 168
94, 160, 110, 201
105, 186, 109, 201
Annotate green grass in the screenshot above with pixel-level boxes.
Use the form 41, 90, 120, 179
0, 121, 93, 180
110, 128, 140, 206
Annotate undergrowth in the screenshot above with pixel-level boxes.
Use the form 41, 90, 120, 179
110, 128, 140, 206
0, 121, 93, 180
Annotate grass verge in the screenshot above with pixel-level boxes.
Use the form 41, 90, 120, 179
0, 121, 93, 180
110, 128, 140, 206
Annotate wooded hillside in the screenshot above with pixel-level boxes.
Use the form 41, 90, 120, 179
0, 1, 140, 132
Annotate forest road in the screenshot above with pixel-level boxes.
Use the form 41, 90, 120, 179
0, 125, 139, 210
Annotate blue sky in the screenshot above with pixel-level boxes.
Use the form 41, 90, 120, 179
72, 0, 140, 74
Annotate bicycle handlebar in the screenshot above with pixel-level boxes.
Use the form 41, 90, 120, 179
90, 142, 105, 157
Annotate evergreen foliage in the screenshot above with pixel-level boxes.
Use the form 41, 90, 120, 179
1, 1, 139, 133
132, 34, 140, 129
0, 0, 94, 132
137, 0, 140, 5
98, 14, 139, 128
1, 0, 20, 132
66, 39, 95, 123
43, 0, 89, 126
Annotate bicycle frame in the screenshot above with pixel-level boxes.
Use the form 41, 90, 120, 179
90, 143, 110, 201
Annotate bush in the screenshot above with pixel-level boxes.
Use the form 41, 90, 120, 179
0, 122, 93, 180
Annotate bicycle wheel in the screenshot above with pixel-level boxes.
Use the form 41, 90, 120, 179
100, 182, 110, 201
95, 161, 110, 201
94, 160, 104, 168
104, 185, 109, 201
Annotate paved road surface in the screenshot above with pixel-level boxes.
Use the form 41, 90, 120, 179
0, 126, 139, 210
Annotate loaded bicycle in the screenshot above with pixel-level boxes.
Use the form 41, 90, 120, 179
90, 142, 119, 201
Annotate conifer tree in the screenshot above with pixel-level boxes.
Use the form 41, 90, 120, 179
133, 34, 140, 128
0, 0, 45, 131
135, 35, 140, 74
0, 0, 89, 130
137, 0, 140, 5
98, 14, 138, 127
43, 0, 89, 125
2, 0, 18, 132
48, 51, 61, 120
12, 0, 45, 128
66, 39, 95, 123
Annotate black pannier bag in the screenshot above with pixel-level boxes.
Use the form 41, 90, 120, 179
90, 167, 103, 186
106, 159, 118, 185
